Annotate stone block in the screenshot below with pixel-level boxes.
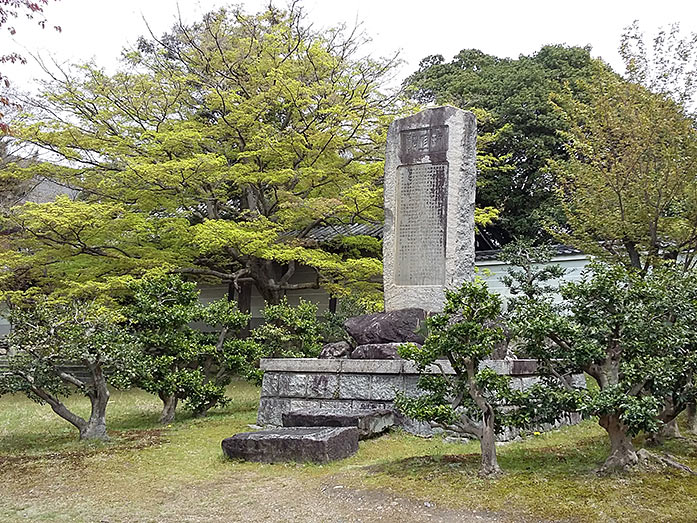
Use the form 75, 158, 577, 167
260, 372, 278, 397
510, 359, 539, 376
289, 399, 321, 412
319, 399, 354, 411
370, 374, 404, 401
282, 408, 394, 438
256, 398, 290, 426
340, 359, 404, 374
338, 374, 372, 400
319, 341, 352, 359
261, 358, 342, 373
307, 374, 339, 399
278, 373, 308, 397
221, 426, 359, 464
403, 375, 423, 398
352, 400, 392, 411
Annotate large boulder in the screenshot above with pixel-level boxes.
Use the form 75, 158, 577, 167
349, 343, 409, 360
221, 426, 359, 463
343, 308, 426, 346
318, 341, 352, 359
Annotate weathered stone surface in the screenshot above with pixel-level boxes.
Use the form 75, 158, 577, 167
338, 374, 372, 400
349, 343, 405, 360
255, 358, 587, 440
277, 373, 308, 397
383, 106, 477, 312
307, 374, 339, 399
319, 341, 352, 359
257, 397, 290, 426
221, 426, 359, 463
370, 374, 404, 401
260, 372, 278, 397
282, 408, 394, 438
344, 308, 426, 345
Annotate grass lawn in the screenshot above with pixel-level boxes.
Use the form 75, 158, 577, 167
1, 380, 697, 522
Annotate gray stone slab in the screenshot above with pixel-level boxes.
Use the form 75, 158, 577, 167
278, 373, 308, 397
338, 374, 372, 400
307, 373, 339, 399
383, 106, 477, 313
340, 359, 405, 374
261, 358, 342, 373
256, 397, 290, 426
370, 374, 404, 401
260, 372, 278, 397
221, 426, 359, 463
282, 408, 394, 438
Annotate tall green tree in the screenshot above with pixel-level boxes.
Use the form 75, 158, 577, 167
551, 24, 697, 272
405, 45, 601, 244
4, 4, 399, 305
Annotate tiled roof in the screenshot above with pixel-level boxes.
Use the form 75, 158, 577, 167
305, 224, 584, 261
305, 223, 384, 242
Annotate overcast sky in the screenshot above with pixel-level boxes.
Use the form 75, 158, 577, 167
2, 0, 697, 90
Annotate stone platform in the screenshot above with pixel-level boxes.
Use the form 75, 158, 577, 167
257, 358, 585, 440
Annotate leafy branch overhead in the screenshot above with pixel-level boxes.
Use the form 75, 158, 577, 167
4, 4, 405, 306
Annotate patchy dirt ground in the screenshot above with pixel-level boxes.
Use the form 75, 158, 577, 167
1, 465, 523, 523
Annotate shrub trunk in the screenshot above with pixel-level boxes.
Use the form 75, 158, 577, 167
598, 414, 638, 472
478, 406, 502, 478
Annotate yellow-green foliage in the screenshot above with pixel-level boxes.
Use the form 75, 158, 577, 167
551, 62, 697, 270
5, 4, 409, 304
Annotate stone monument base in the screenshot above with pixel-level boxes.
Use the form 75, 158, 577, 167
257, 358, 584, 441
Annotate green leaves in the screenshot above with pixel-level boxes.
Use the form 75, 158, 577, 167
5, 4, 400, 305
507, 246, 697, 437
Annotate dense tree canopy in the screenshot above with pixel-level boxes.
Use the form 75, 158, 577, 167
551, 24, 697, 271
405, 45, 602, 245
3, 4, 401, 305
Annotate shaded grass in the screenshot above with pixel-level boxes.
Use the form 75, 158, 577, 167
1, 381, 697, 522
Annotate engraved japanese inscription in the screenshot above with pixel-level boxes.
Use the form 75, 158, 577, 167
399, 126, 448, 164
394, 163, 448, 285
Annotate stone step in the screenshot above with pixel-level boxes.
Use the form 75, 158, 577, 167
222, 426, 359, 464
282, 408, 394, 439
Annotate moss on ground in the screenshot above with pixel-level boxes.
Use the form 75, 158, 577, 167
1, 381, 696, 522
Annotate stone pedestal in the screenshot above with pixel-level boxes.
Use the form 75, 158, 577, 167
256, 358, 584, 440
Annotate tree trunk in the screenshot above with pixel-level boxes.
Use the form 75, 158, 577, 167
648, 418, 681, 445
598, 414, 638, 473
662, 418, 681, 439
159, 393, 178, 424
687, 402, 697, 434
478, 406, 502, 478
80, 362, 110, 441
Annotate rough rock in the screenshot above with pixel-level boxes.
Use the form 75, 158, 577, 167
349, 343, 410, 360
318, 341, 352, 359
282, 408, 394, 438
343, 308, 426, 346
221, 426, 359, 464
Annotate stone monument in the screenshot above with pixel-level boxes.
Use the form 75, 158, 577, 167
383, 106, 477, 312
